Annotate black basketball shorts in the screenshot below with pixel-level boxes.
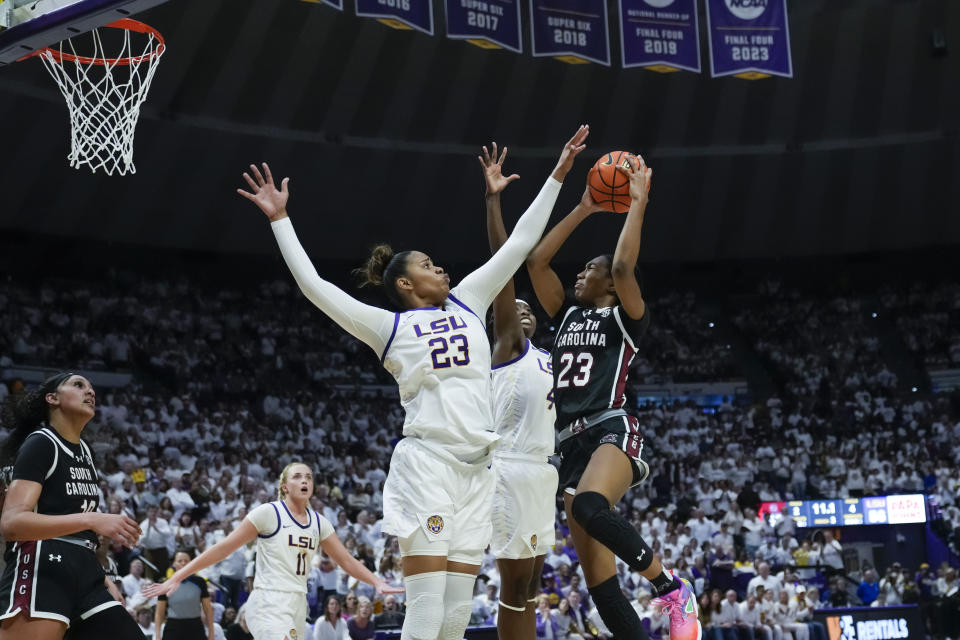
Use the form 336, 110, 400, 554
160, 617, 206, 640
0, 539, 121, 627
557, 414, 651, 494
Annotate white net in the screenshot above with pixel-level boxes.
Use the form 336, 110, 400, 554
37, 21, 165, 176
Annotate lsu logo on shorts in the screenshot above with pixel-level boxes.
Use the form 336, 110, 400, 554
426, 515, 444, 534
530, 535, 538, 551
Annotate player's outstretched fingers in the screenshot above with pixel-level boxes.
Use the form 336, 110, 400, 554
242, 172, 259, 192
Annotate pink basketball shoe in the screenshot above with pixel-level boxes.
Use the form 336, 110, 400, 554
651, 574, 702, 640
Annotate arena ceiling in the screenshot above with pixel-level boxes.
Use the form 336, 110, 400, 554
0, 0, 958, 266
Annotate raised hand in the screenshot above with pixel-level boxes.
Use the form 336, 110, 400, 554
615, 154, 653, 203
91, 513, 141, 549
237, 162, 290, 222
551, 124, 590, 182
142, 576, 183, 599
579, 184, 607, 214
478, 142, 520, 196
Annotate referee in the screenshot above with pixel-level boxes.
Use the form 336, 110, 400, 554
154, 550, 214, 640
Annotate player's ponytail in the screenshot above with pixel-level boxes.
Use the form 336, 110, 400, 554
0, 372, 72, 467
354, 244, 412, 308
356, 244, 394, 287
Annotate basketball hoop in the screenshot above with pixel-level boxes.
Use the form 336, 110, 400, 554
24, 18, 165, 176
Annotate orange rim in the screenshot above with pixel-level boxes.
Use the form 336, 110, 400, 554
24, 18, 164, 66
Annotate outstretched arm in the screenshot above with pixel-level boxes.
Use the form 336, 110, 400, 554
454, 126, 590, 315
1, 479, 141, 547
142, 520, 258, 598
480, 143, 524, 364
321, 534, 404, 594
238, 163, 395, 355
526, 185, 606, 318
611, 156, 652, 320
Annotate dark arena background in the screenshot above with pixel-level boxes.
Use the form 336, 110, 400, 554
0, 0, 958, 639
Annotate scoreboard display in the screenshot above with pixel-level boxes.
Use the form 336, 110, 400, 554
841, 498, 864, 525
760, 495, 925, 528
863, 496, 889, 524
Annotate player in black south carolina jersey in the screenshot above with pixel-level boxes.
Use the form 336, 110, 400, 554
0, 372, 144, 640
527, 158, 702, 640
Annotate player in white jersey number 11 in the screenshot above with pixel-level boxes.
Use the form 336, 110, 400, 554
143, 463, 400, 640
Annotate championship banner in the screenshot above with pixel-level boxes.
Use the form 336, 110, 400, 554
530, 0, 610, 66
705, 0, 792, 79
446, 0, 522, 52
619, 0, 700, 73
356, 0, 434, 33
300, 0, 344, 11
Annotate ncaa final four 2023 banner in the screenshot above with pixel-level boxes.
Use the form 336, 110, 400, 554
619, 0, 701, 73
706, 0, 793, 79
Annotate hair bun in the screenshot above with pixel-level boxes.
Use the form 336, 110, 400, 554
355, 244, 395, 288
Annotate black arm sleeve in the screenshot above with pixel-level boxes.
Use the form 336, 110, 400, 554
11, 433, 55, 484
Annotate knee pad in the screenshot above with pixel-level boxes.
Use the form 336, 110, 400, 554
439, 571, 477, 640
441, 602, 474, 640
400, 571, 446, 640
571, 491, 609, 528
571, 491, 654, 572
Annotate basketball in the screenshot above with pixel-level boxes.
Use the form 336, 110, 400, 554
588, 151, 635, 213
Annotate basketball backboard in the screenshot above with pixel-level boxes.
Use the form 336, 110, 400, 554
0, 0, 169, 65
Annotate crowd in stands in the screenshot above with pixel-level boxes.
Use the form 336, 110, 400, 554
0, 272, 742, 393
881, 282, 960, 371
628, 290, 740, 384
732, 280, 897, 403
2, 271, 960, 639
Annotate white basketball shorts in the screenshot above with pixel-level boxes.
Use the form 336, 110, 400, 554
243, 588, 307, 640
490, 453, 558, 559
382, 437, 494, 554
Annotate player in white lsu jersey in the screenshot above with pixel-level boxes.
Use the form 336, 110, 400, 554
144, 463, 398, 640
236, 126, 588, 640
481, 144, 559, 640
